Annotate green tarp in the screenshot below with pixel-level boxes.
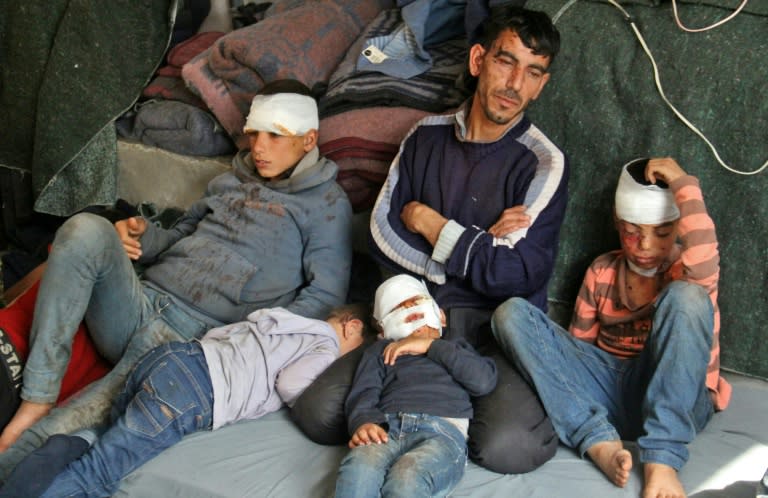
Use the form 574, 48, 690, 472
0, 0, 175, 220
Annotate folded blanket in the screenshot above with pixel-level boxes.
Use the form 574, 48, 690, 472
318, 9, 470, 118
142, 76, 208, 109
116, 100, 235, 157
183, 0, 392, 147
318, 106, 437, 212
157, 31, 226, 79
319, 106, 432, 146
320, 138, 398, 162
333, 157, 393, 212
144, 31, 226, 108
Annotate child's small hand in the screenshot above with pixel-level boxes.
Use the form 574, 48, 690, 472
114, 217, 148, 260
349, 423, 388, 448
382, 334, 436, 365
645, 157, 686, 185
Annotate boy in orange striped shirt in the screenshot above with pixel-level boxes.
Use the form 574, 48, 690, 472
491, 157, 730, 498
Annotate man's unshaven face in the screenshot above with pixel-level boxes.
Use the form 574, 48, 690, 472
471, 29, 551, 127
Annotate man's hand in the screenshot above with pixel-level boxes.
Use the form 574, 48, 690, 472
349, 423, 389, 448
382, 333, 436, 366
400, 201, 448, 246
488, 205, 530, 238
114, 217, 148, 260
645, 157, 686, 185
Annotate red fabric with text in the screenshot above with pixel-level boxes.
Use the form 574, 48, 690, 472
0, 280, 110, 405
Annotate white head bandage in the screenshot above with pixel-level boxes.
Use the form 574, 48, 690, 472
374, 275, 442, 341
615, 158, 680, 225
243, 93, 318, 136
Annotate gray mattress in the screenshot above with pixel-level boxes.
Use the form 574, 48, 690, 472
115, 372, 768, 497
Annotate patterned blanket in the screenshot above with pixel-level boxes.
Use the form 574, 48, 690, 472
318, 105, 436, 212
182, 0, 392, 148
318, 8, 471, 119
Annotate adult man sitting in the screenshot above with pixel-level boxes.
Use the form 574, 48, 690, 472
368, 6, 569, 473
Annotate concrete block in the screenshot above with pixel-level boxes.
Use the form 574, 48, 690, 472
117, 139, 232, 210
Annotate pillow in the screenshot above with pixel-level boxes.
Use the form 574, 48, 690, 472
0, 280, 110, 430
290, 345, 366, 445
467, 346, 558, 474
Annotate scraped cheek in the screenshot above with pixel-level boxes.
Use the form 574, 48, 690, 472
621, 232, 641, 247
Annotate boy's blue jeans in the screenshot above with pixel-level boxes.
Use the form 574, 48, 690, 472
491, 281, 714, 471
0, 214, 212, 481
40, 341, 213, 498
335, 413, 467, 498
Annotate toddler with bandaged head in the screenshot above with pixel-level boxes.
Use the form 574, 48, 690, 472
372, 274, 443, 342
334, 274, 497, 498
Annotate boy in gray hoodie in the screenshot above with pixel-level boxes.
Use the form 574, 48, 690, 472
0, 80, 353, 482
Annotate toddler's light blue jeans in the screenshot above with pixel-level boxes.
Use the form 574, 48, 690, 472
335, 413, 467, 498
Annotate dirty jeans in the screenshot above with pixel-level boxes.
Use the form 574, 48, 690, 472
0, 213, 212, 481
40, 341, 213, 498
335, 413, 467, 498
491, 281, 714, 471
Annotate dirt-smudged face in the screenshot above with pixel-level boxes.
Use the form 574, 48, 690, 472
616, 219, 679, 271
247, 129, 316, 180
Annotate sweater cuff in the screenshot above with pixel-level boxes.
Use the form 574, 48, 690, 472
426, 337, 449, 359
669, 174, 698, 193
432, 220, 465, 264
136, 217, 157, 262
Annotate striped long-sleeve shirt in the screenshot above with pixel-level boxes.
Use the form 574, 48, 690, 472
569, 175, 731, 410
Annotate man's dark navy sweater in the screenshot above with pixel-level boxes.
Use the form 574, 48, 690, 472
369, 110, 569, 312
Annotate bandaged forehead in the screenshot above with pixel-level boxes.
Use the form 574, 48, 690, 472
374, 275, 442, 341
379, 300, 442, 341
374, 275, 431, 321
243, 93, 318, 136
615, 158, 679, 225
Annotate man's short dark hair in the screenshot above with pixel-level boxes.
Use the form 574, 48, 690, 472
476, 6, 560, 65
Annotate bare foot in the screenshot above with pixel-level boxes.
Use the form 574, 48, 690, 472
643, 462, 686, 498
0, 400, 54, 451
587, 440, 633, 487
